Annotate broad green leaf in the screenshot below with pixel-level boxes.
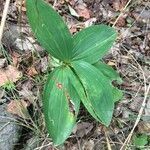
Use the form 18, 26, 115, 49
26, 0, 73, 62
72, 61, 114, 126
66, 66, 100, 121
111, 87, 123, 102
59, 64, 101, 122
62, 66, 99, 120
94, 61, 122, 83
94, 62, 123, 102
72, 25, 117, 64
43, 66, 80, 145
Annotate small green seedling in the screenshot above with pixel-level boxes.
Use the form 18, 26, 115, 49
133, 134, 148, 149
3, 81, 16, 91
26, 0, 123, 145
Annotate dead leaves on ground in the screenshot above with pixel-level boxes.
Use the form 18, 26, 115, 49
26, 66, 38, 77
15, 0, 26, 12
138, 122, 150, 135
73, 122, 94, 138
1, 0, 149, 149
68, 1, 90, 19
0, 65, 22, 87
112, 0, 128, 11
75, 4, 90, 19
7, 100, 30, 119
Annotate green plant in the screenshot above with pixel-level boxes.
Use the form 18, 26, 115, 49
26, 0, 123, 145
133, 134, 148, 149
3, 81, 16, 91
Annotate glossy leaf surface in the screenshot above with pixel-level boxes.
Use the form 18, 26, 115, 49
72, 61, 114, 126
72, 25, 117, 64
26, 0, 73, 62
43, 66, 80, 145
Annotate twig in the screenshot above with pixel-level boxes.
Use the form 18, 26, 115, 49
112, 0, 132, 27
120, 83, 150, 150
0, 0, 11, 43
104, 130, 112, 150
0, 122, 10, 131
34, 141, 55, 150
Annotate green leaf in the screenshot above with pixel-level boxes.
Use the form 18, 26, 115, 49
111, 87, 123, 102
43, 66, 80, 145
71, 61, 114, 126
67, 66, 100, 121
26, 0, 73, 62
94, 61, 123, 102
94, 61, 122, 83
133, 134, 148, 148
63, 66, 100, 121
72, 25, 117, 64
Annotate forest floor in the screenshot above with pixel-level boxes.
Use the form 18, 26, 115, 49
0, 0, 150, 150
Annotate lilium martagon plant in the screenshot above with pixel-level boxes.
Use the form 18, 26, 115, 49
26, 0, 123, 146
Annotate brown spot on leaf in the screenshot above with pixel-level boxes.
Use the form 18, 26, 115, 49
56, 83, 63, 89
65, 92, 75, 115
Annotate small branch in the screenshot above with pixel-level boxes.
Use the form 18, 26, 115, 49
112, 0, 132, 27
104, 130, 112, 150
0, 0, 11, 43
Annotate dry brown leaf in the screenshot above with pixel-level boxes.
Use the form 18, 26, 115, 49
138, 122, 150, 135
0, 65, 22, 87
12, 51, 21, 67
27, 66, 38, 77
129, 97, 143, 112
75, 4, 90, 19
19, 86, 36, 103
115, 16, 126, 27
7, 100, 30, 119
112, 0, 128, 11
74, 122, 94, 138
15, 0, 26, 12
82, 140, 95, 150
70, 24, 77, 34
68, 0, 75, 6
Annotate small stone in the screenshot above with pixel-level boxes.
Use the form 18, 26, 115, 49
0, 58, 6, 68
0, 104, 21, 150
